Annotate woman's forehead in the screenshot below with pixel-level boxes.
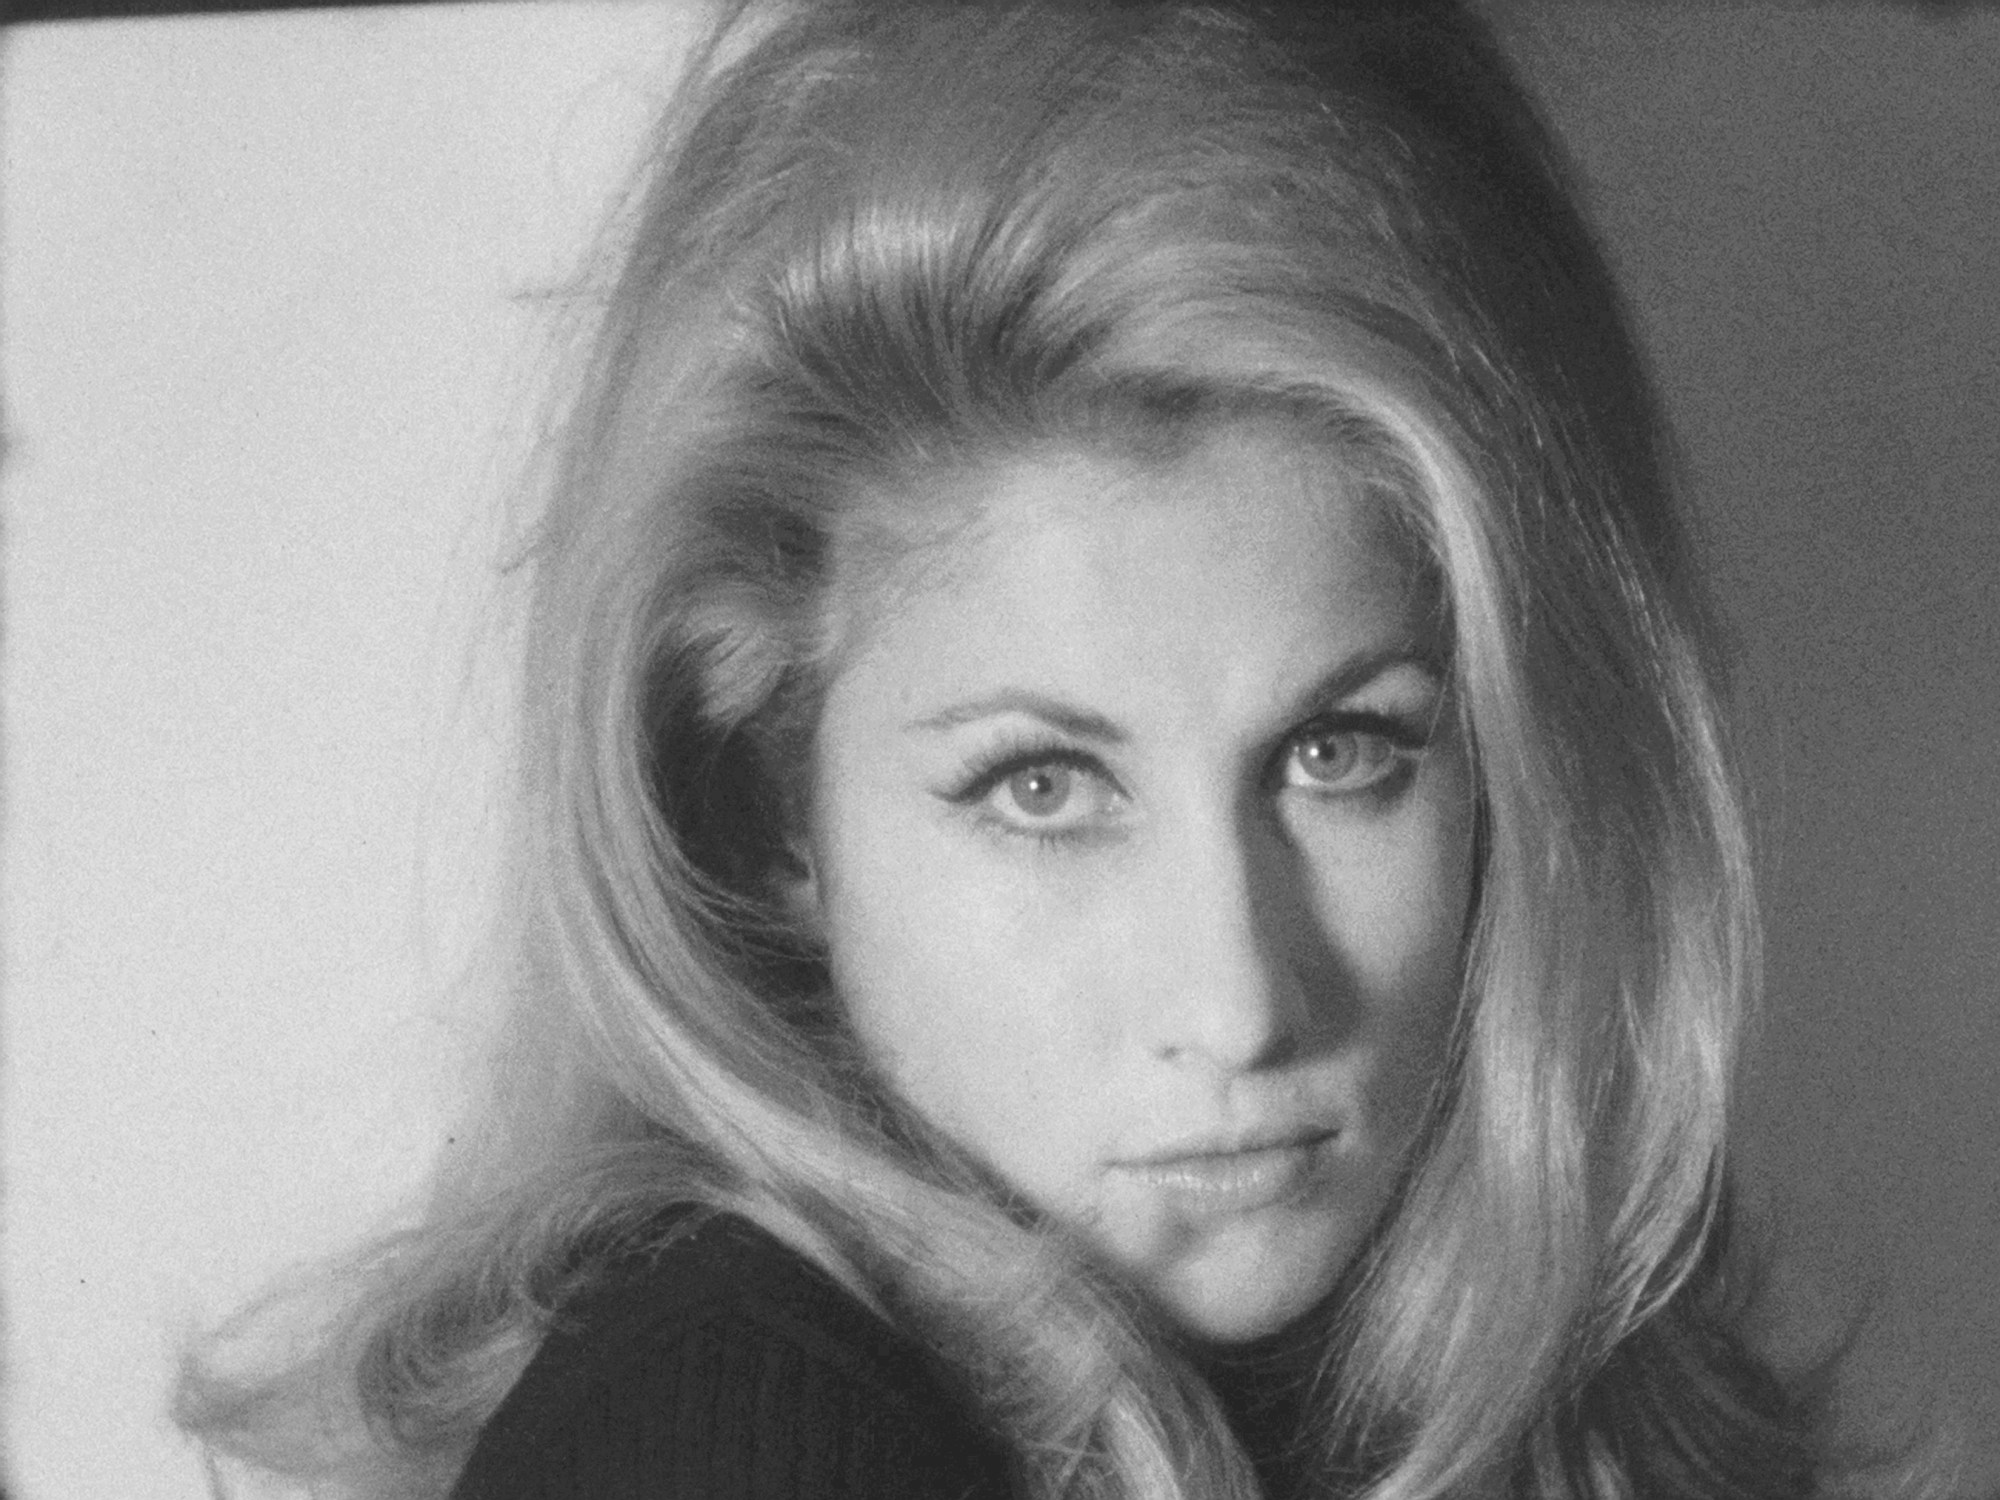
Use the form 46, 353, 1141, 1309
820, 421, 1444, 705
838, 416, 1428, 593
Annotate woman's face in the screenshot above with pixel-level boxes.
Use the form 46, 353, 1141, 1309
805, 423, 1476, 1344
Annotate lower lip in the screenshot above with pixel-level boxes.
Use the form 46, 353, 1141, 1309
1116, 1136, 1333, 1215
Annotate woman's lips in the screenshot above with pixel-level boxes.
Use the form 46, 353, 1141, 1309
1113, 1131, 1337, 1215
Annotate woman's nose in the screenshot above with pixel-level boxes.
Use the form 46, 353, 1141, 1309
1139, 814, 1323, 1071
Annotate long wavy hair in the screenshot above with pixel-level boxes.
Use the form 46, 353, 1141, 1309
178, 2, 1827, 1496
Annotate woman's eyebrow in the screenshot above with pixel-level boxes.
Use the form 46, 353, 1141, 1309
904, 647, 1441, 743
1272, 645, 1444, 726
905, 690, 1128, 743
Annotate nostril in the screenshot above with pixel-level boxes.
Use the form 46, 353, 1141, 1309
1150, 968, 1308, 1071
1144, 818, 1326, 1071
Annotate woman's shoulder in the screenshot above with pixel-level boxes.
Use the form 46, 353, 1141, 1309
450, 1212, 1015, 1500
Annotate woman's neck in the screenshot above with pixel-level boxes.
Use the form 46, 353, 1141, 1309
1188, 1314, 1335, 1500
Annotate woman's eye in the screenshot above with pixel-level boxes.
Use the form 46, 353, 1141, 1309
961, 754, 1121, 838
1001, 764, 1077, 819
1279, 727, 1409, 794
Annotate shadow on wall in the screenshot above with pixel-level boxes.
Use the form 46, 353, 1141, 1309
1495, 1, 2000, 1489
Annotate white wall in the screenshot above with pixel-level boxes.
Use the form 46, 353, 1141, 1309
2, 6, 704, 1494
4, 4, 1995, 1497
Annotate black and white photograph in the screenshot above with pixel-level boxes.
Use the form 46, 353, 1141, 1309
3, 1, 1995, 1496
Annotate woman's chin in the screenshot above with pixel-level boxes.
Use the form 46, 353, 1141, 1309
1131, 1215, 1358, 1347
1161, 1290, 1324, 1347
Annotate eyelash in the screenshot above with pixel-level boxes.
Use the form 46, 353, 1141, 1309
941, 711, 1434, 847
944, 734, 1116, 848
1277, 711, 1431, 797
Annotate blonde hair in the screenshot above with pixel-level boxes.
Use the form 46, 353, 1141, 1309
179, 2, 1823, 1496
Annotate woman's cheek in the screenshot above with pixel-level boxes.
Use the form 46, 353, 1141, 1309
831, 852, 1115, 1196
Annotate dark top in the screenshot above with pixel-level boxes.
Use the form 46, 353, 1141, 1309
449, 1213, 1017, 1500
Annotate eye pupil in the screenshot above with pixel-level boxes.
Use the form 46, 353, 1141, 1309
1297, 733, 1358, 782
1008, 765, 1072, 816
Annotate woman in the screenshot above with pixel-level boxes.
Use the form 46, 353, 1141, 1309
179, 0, 1838, 1495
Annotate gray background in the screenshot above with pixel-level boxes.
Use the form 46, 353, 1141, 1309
1499, 3, 1999, 1482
